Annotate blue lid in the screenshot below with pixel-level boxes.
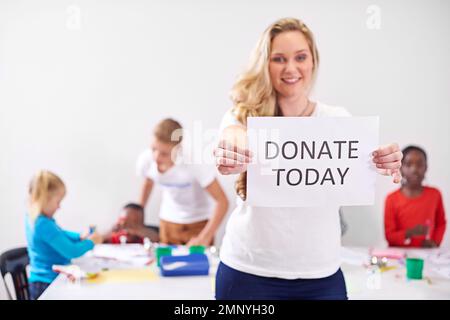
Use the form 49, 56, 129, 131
159, 253, 209, 277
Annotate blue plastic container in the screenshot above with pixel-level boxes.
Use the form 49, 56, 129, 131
159, 253, 209, 277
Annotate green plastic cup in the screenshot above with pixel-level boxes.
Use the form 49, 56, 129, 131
406, 258, 424, 280
189, 245, 205, 254
156, 246, 172, 266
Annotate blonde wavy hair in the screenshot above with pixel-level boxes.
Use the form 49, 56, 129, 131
28, 170, 66, 220
231, 17, 320, 200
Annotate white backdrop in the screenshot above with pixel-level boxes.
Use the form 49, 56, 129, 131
1, 0, 449, 299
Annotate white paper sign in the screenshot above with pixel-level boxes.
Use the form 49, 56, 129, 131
247, 117, 379, 207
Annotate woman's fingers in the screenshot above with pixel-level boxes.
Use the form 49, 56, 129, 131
373, 143, 403, 173
374, 161, 401, 170
376, 168, 402, 184
216, 157, 246, 167
218, 140, 252, 158
217, 164, 246, 175
392, 169, 402, 184
373, 151, 403, 164
214, 141, 252, 175
372, 143, 400, 157
214, 147, 251, 163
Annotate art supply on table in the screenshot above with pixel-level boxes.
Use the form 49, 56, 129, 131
87, 268, 157, 284
370, 248, 405, 260
156, 246, 173, 267
379, 266, 397, 273
119, 234, 127, 245
209, 246, 219, 256
53, 265, 98, 283
406, 257, 424, 280
143, 237, 153, 251
370, 256, 388, 268
89, 225, 96, 235
159, 253, 209, 277
189, 245, 205, 254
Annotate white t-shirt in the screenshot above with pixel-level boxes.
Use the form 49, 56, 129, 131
136, 149, 216, 224
219, 101, 352, 279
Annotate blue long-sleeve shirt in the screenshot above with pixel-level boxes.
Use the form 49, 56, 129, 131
26, 214, 94, 283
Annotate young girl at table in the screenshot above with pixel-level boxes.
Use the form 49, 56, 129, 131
384, 146, 446, 247
136, 118, 229, 246
25, 170, 103, 299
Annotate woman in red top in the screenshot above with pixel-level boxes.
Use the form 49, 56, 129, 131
384, 146, 446, 247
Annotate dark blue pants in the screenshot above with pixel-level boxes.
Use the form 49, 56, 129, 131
215, 262, 347, 300
29, 281, 50, 300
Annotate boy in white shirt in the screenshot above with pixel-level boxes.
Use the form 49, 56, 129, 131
136, 118, 229, 246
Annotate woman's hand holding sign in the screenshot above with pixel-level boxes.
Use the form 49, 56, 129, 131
215, 124, 403, 186
215, 125, 252, 175
372, 143, 403, 184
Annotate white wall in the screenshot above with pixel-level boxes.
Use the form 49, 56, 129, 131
1, 0, 449, 299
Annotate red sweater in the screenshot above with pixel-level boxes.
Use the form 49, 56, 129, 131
384, 186, 446, 247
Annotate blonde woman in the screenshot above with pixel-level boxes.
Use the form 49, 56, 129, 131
214, 18, 402, 299
26, 170, 103, 299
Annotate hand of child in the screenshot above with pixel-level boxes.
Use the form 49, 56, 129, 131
406, 224, 429, 238
421, 239, 437, 248
80, 225, 96, 240
214, 139, 252, 175
80, 229, 90, 240
372, 143, 403, 183
88, 231, 103, 245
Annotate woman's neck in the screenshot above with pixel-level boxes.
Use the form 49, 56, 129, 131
278, 94, 314, 117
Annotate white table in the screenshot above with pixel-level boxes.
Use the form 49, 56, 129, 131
342, 247, 450, 300
40, 244, 218, 300
39, 245, 450, 300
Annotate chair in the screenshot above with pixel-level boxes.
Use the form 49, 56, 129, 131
0, 247, 30, 300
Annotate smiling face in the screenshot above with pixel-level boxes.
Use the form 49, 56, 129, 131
269, 31, 315, 100
401, 150, 427, 188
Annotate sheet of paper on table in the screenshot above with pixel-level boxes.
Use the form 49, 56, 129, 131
87, 268, 158, 284
73, 244, 153, 271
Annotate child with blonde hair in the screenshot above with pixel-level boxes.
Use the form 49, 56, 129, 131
26, 170, 103, 299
